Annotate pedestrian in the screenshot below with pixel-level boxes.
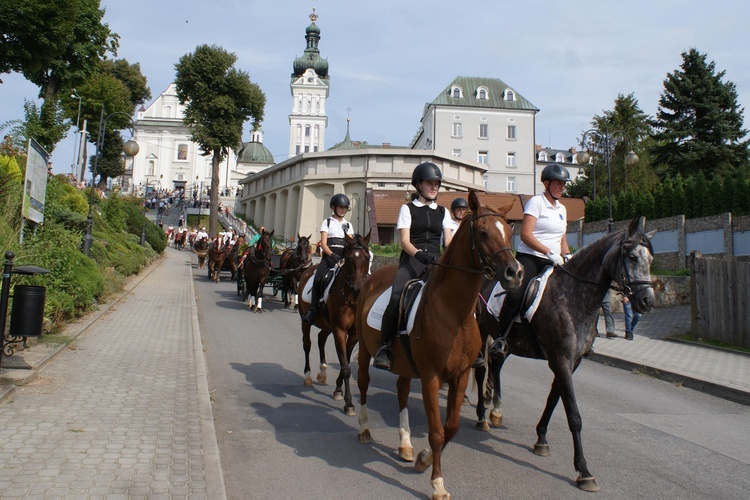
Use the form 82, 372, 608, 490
489, 163, 573, 358
373, 162, 453, 369
302, 194, 355, 324
622, 296, 641, 341
598, 293, 618, 338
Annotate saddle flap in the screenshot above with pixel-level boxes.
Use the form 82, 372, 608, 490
366, 280, 425, 336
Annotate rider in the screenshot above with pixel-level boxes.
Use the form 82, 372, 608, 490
373, 162, 453, 370
489, 163, 572, 358
448, 197, 469, 234
302, 194, 355, 324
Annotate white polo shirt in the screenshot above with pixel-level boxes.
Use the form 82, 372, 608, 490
517, 194, 567, 258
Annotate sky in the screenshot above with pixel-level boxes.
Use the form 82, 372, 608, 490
2, 0, 750, 176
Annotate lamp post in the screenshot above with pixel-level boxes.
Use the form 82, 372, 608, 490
140, 176, 163, 246
70, 90, 82, 178
576, 128, 639, 233
82, 109, 140, 256
196, 176, 203, 227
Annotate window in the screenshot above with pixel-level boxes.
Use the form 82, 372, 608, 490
504, 89, 515, 101
479, 124, 488, 138
304, 146, 309, 152
313, 146, 318, 152
507, 176, 516, 192
478, 151, 488, 165
397, 183, 405, 187
305, 125, 310, 137
556, 153, 565, 162
378, 182, 386, 187
451, 86, 463, 98
507, 125, 516, 140
452, 149, 462, 157
148, 160, 155, 176
452, 122, 462, 137
507, 153, 516, 167
538, 151, 548, 161
295, 145, 301, 155
477, 87, 488, 99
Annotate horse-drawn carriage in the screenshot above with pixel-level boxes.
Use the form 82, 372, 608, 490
236, 254, 286, 300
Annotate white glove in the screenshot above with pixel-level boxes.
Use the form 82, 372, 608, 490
546, 252, 564, 266
563, 253, 573, 263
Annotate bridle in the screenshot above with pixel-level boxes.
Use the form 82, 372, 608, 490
250, 236, 272, 266
431, 211, 514, 280
337, 240, 370, 307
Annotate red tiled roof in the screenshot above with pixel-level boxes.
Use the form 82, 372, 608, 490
372, 190, 585, 225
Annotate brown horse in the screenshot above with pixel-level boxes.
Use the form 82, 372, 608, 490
279, 234, 312, 309
243, 229, 274, 312
208, 238, 227, 282
192, 236, 209, 269
297, 232, 371, 415
355, 190, 522, 500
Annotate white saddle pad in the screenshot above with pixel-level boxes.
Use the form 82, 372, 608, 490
486, 267, 554, 323
366, 282, 425, 335
301, 264, 340, 305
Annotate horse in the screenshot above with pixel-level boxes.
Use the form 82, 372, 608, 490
174, 230, 186, 251
208, 238, 227, 283
278, 234, 312, 309
192, 236, 209, 269
473, 217, 656, 492
355, 190, 523, 500
242, 229, 275, 312
225, 241, 238, 282
297, 232, 371, 415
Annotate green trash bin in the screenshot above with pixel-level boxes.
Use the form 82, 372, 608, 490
9, 285, 46, 337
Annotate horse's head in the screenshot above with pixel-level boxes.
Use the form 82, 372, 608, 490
341, 231, 372, 296
294, 233, 312, 263
618, 217, 657, 314
465, 190, 524, 290
255, 230, 274, 261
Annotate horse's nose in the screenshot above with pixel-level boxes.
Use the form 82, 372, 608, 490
504, 262, 524, 286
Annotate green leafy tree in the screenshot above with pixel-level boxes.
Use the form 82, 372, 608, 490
652, 48, 749, 177
0, 0, 118, 151
174, 44, 265, 236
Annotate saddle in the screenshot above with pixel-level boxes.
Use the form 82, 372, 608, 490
366, 278, 425, 338
487, 266, 554, 324
301, 261, 343, 306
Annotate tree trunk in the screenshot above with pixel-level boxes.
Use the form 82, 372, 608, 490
209, 149, 221, 237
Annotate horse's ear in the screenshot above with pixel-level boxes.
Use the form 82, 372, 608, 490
345, 233, 353, 242
363, 230, 371, 245
307, 234, 312, 240
495, 200, 515, 218
468, 189, 481, 212
297, 232, 301, 240
627, 217, 642, 237
646, 229, 657, 240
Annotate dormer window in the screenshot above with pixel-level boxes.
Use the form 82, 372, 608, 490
451, 86, 463, 98
538, 152, 548, 161
556, 153, 564, 162
504, 89, 516, 101
477, 86, 489, 100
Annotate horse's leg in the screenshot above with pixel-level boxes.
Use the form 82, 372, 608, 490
396, 376, 414, 462
255, 279, 264, 312
489, 355, 507, 427
332, 324, 355, 416
445, 371, 471, 442
302, 321, 314, 387
357, 340, 373, 445
534, 381, 560, 457
474, 361, 489, 431
316, 329, 331, 385
416, 375, 450, 500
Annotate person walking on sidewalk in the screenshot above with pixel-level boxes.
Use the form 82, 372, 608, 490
302, 194, 354, 324
622, 296, 641, 340
373, 162, 453, 370
598, 292, 618, 338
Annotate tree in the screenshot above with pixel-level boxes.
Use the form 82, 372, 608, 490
174, 44, 265, 236
652, 48, 749, 177
0, 0, 118, 151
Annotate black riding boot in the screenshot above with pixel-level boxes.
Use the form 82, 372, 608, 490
489, 305, 515, 360
303, 269, 324, 324
373, 303, 398, 370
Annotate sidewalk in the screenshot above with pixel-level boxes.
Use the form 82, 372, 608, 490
0, 238, 225, 497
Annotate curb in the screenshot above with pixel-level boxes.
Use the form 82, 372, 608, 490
586, 352, 750, 407
0, 255, 165, 405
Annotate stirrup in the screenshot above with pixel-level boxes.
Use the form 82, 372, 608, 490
373, 344, 391, 370
489, 338, 508, 359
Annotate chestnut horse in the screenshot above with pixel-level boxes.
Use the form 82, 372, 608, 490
297, 232, 371, 415
192, 236, 209, 269
208, 238, 227, 282
355, 190, 523, 500
243, 229, 274, 312
279, 234, 312, 309
473, 217, 656, 492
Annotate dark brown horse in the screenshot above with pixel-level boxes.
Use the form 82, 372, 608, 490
208, 238, 227, 283
474, 217, 656, 492
192, 236, 209, 269
297, 232, 371, 415
174, 230, 186, 250
278, 234, 312, 309
355, 190, 522, 499
243, 229, 274, 312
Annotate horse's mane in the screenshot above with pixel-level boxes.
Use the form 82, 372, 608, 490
564, 223, 652, 275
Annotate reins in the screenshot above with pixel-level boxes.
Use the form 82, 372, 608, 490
429, 212, 513, 280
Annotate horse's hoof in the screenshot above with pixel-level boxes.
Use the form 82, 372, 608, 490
414, 449, 432, 473
576, 475, 600, 492
316, 373, 327, 385
475, 420, 490, 432
489, 410, 503, 427
533, 443, 550, 457
398, 446, 414, 462
333, 390, 343, 401
343, 406, 356, 417
462, 395, 472, 406
358, 430, 372, 444
303, 378, 313, 387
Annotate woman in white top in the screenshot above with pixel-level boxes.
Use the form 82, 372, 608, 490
302, 194, 355, 324
490, 163, 572, 356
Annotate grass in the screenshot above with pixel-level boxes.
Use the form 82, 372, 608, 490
371, 243, 402, 257
671, 333, 750, 354
31, 334, 74, 346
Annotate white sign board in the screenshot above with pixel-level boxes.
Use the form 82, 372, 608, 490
23, 138, 49, 224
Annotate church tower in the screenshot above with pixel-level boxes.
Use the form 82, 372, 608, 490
289, 8, 329, 158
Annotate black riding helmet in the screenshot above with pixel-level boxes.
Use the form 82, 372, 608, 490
450, 197, 468, 212
329, 193, 350, 209
541, 163, 571, 183
411, 162, 442, 188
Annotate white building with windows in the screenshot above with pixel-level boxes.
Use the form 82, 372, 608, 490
410, 76, 539, 194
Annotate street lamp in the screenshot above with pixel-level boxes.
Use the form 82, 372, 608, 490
140, 176, 163, 246
195, 176, 204, 227
82, 108, 140, 256
575, 128, 639, 233
71, 90, 82, 178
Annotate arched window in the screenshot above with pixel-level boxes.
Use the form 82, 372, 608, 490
477, 87, 488, 99
504, 89, 515, 101
538, 152, 548, 161
148, 160, 155, 176
556, 153, 564, 162
451, 86, 463, 98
